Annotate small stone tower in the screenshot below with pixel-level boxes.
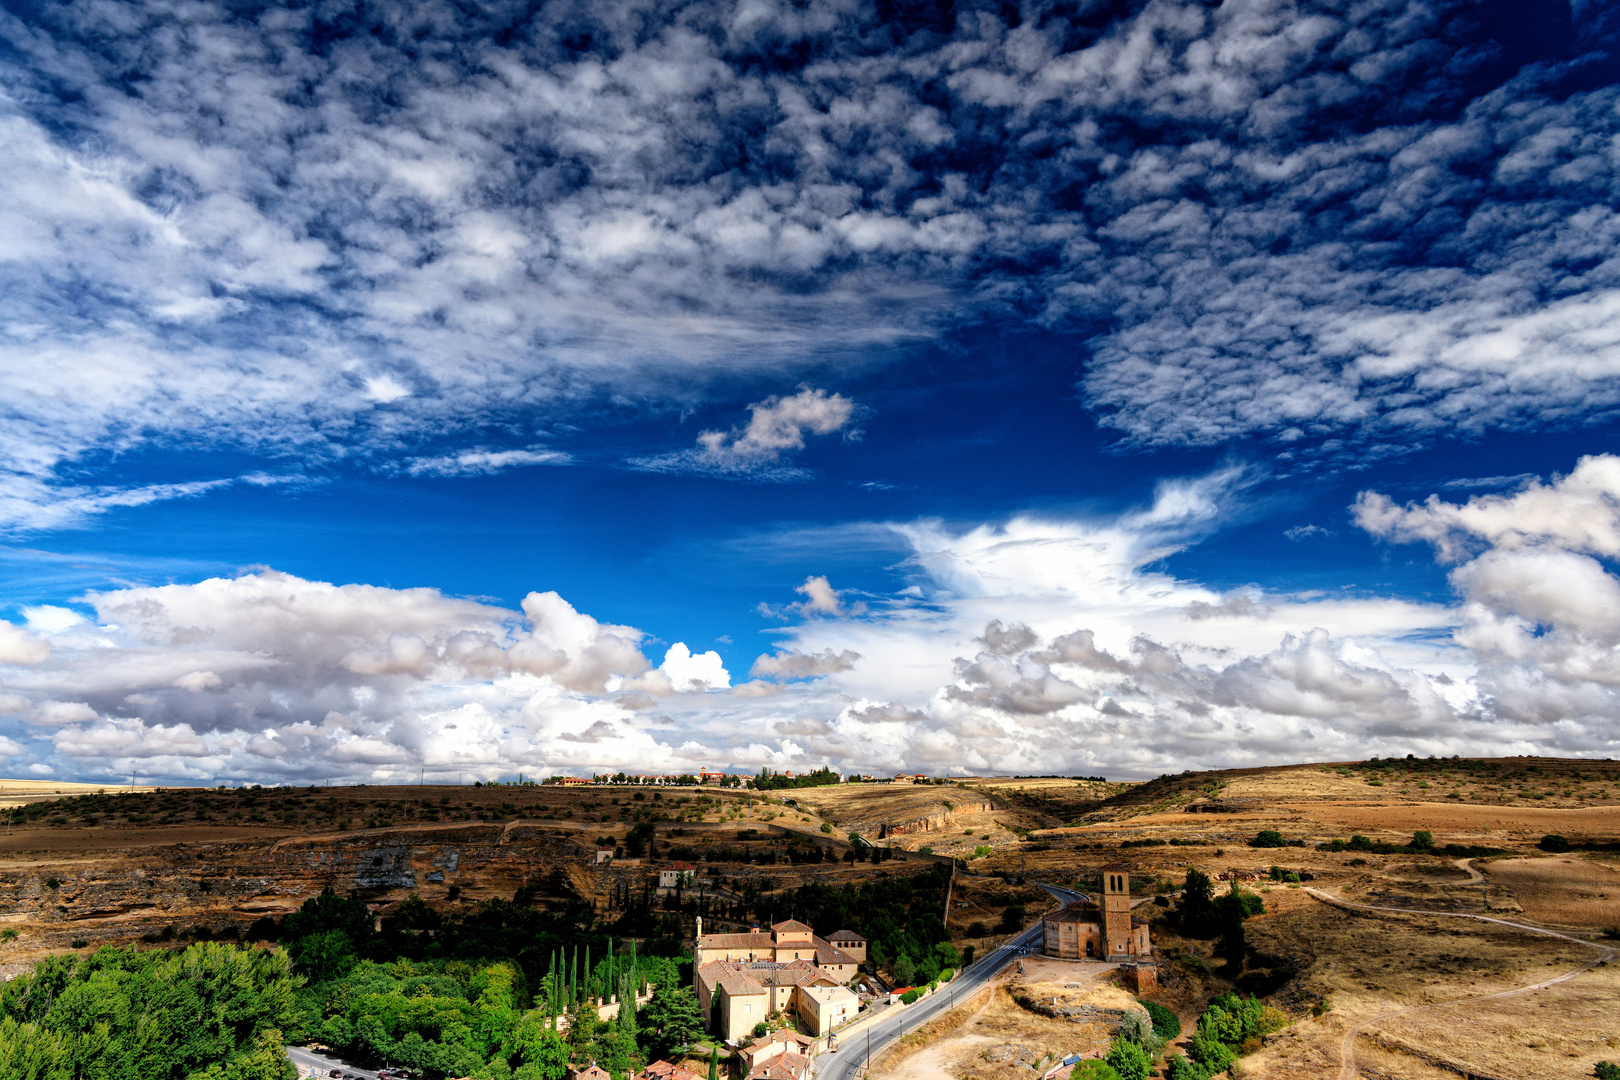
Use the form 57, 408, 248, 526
1101, 862, 1131, 959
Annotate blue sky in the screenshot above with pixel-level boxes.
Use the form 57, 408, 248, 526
1, 0, 1619, 783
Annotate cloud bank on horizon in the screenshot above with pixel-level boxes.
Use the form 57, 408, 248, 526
0, 0, 1617, 525
3, 457, 1619, 782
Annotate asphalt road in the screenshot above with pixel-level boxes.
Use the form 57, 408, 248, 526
814, 892, 1082, 1080
286, 1045, 382, 1080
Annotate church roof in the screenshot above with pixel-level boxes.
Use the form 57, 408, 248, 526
1044, 901, 1101, 923
772, 919, 814, 932
698, 931, 775, 950
812, 937, 858, 966
826, 929, 865, 942
1099, 861, 1130, 871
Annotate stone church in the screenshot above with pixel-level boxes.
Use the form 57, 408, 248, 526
1042, 862, 1154, 987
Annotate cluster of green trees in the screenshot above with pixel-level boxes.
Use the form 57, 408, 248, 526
299, 954, 702, 1079
752, 767, 841, 791
1165, 993, 1286, 1079
1315, 831, 1506, 858
257, 886, 707, 1080
0, 941, 300, 1080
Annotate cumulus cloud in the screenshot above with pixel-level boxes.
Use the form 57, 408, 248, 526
0, 0, 1613, 527
11, 459, 1620, 782
749, 648, 861, 681
0, 622, 50, 665
694, 388, 858, 469
659, 643, 732, 692
633, 387, 859, 478
759, 576, 868, 620
1354, 455, 1620, 562
1358, 456, 1620, 739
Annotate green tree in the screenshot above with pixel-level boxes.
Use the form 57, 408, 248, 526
1411, 830, 1434, 850
292, 929, 359, 983
638, 985, 705, 1060
1105, 1036, 1152, 1080
1179, 867, 1215, 935
283, 887, 374, 945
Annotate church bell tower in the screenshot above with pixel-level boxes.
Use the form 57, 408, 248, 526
1101, 863, 1132, 959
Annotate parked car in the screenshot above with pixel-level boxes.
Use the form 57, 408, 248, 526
328, 1071, 343, 1079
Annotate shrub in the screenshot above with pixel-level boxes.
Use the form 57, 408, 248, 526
821, 822, 833, 834
1141, 1000, 1181, 1040
1594, 1063, 1620, 1080
70, 939, 89, 949
967, 920, 987, 937
971, 845, 993, 859
939, 968, 954, 982
752, 1021, 769, 1039
900, 988, 924, 1005
1539, 834, 1572, 853
0, 929, 17, 941
1165, 1054, 1211, 1080
918, 845, 933, 854
1251, 830, 1287, 848
1071, 1063, 1122, 1080
998, 904, 1027, 932
1411, 830, 1434, 850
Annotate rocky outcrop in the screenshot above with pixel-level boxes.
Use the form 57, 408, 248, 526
0, 822, 592, 952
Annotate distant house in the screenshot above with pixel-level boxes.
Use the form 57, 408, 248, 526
638, 1062, 705, 1080
796, 983, 858, 1035
566, 1065, 611, 1080
740, 1032, 816, 1080
594, 848, 615, 865
557, 776, 592, 787
658, 862, 696, 891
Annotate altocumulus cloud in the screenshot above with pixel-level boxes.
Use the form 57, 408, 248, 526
0, 0, 1617, 525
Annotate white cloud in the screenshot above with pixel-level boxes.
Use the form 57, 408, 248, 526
403, 447, 570, 477
0, 735, 27, 759
10, 460, 1620, 782
0, 622, 50, 665
659, 643, 732, 692
633, 388, 860, 478
749, 648, 861, 680
694, 388, 857, 469
1354, 455, 1620, 562
760, 575, 868, 620
0, 0, 1612, 528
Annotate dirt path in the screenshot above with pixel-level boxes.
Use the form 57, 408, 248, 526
1304, 886, 1618, 1080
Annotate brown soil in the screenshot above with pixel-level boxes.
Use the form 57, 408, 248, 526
1483, 857, 1620, 928
871, 967, 1147, 1080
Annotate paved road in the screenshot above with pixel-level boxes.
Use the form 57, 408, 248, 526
286, 1045, 383, 1080
815, 884, 1088, 1080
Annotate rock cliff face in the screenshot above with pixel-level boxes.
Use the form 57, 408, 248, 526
0, 822, 590, 954
866, 793, 996, 838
